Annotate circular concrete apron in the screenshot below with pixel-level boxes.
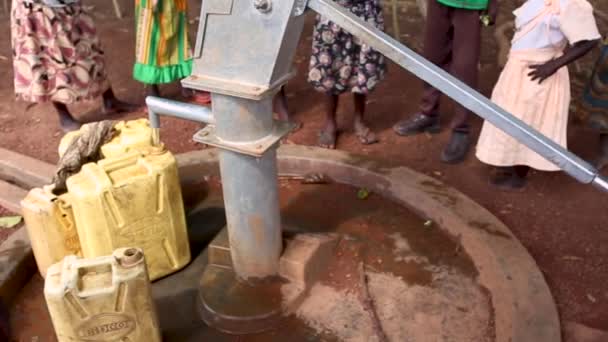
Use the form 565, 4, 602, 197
158, 145, 561, 342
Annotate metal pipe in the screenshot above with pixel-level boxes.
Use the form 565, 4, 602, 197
146, 96, 215, 147
307, 0, 608, 192
212, 94, 283, 280
146, 96, 215, 128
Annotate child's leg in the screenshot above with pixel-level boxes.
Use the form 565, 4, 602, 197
353, 93, 378, 145
318, 94, 339, 149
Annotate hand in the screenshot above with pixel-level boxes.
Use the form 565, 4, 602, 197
485, 0, 499, 26
151, 0, 159, 11
528, 60, 559, 84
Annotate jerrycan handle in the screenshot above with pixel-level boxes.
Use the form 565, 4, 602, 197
72, 258, 117, 297
99, 152, 141, 173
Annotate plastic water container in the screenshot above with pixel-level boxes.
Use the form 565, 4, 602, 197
44, 248, 162, 342
66, 146, 190, 280
21, 187, 81, 278
22, 119, 190, 280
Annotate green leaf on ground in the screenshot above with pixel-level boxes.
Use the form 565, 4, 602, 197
0, 216, 22, 229
357, 188, 370, 200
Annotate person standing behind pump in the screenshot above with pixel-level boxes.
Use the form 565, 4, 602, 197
476, 0, 600, 190
309, 0, 387, 149
11, 0, 136, 132
393, 0, 498, 164
133, 0, 210, 104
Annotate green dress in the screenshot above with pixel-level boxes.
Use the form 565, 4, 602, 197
437, 0, 489, 10
133, 0, 192, 84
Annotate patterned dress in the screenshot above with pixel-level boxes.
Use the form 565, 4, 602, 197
133, 0, 192, 84
308, 0, 386, 95
11, 0, 110, 104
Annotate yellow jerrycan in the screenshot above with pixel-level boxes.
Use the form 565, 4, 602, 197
66, 145, 191, 280
44, 248, 162, 342
22, 119, 189, 280
21, 187, 81, 278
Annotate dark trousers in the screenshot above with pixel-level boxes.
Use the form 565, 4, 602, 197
420, 1, 482, 132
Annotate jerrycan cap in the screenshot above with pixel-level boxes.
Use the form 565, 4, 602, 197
114, 248, 145, 268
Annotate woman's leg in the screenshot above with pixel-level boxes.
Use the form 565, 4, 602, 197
353, 93, 378, 145
318, 94, 339, 149
53, 102, 81, 132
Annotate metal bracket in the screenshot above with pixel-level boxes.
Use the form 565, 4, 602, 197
293, 0, 308, 16
182, 69, 296, 101
193, 121, 295, 157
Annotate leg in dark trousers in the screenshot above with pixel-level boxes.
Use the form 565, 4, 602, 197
420, 2, 481, 131
393, 2, 481, 163
419, 1, 454, 119
393, 1, 451, 136
449, 8, 481, 132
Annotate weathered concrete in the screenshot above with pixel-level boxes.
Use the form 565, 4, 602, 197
564, 322, 608, 342
0, 146, 561, 341
279, 233, 339, 287
0, 148, 53, 190
0, 228, 35, 304
0, 180, 26, 214
173, 145, 562, 342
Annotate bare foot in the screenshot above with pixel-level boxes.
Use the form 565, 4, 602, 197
354, 120, 378, 145
318, 124, 337, 149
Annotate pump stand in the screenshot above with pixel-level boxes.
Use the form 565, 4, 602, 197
146, 0, 608, 335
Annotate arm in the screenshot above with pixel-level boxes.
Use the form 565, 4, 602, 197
528, 39, 600, 84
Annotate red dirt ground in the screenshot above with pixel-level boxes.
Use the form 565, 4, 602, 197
1, 0, 608, 336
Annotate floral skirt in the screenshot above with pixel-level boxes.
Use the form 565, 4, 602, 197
11, 0, 110, 104
308, 0, 386, 95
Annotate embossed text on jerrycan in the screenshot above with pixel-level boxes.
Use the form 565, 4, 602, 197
66, 146, 191, 280
44, 248, 161, 342
21, 187, 81, 278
